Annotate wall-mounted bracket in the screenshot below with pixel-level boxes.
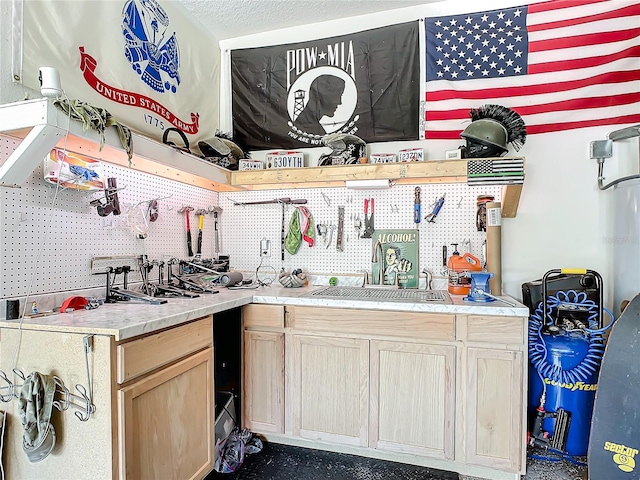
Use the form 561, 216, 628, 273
593, 124, 640, 190
590, 140, 613, 160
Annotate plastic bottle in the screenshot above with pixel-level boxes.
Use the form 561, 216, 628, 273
447, 244, 482, 295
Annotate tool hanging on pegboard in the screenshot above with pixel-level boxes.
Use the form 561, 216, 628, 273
362, 198, 375, 238
232, 197, 307, 261
210, 206, 222, 256
90, 177, 122, 216
336, 207, 345, 251
414, 187, 421, 224
178, 206, 194, 257
425, 193, 445, 223
194, 208, 207, 259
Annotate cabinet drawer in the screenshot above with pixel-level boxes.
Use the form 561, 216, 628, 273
243, 304, 285, 328
463, 315, 525, 345
288, 306, 455, 341
117, 316, 213, 384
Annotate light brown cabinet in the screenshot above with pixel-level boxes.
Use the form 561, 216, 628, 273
118, 348, 215, 480
458, 314, 527, 474
290, 334, 369, 446
116, 316, 215, 480
464, 347, 524, 472
243, 330, 285, 434
370, 340, 456, 460
242, 305, 527, 480
0, 315, 215, 480
242, 304, 286, 435
287, 307, 456, 459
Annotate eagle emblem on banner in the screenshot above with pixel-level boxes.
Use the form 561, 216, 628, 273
121, 0, 181, 93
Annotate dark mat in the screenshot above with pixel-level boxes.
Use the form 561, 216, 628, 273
205, 442, 459, 480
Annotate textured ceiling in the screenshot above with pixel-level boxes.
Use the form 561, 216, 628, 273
176, 0, 434, 41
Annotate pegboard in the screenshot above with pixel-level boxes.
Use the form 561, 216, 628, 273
0, 136, 218, 298
220, 181, 502, 278
1, 134, 503, 298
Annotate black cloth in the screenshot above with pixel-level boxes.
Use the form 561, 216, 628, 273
231, 22, 420, 150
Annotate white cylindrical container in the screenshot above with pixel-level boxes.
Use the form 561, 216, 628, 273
613, 178, 640, 317
39, 67, 63, 98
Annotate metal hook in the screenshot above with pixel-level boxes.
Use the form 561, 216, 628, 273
51, 375, 95, 422
0, 370, 15, 402
132, 194, 172, 210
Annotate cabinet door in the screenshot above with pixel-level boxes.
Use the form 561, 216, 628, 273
370, 341, 455, 459
291, 335, 369, 446
118, 348, 215, 480
465, 347, 524, 472
242, 331, 285, 434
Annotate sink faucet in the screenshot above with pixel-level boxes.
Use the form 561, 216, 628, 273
371, 240, 384, 285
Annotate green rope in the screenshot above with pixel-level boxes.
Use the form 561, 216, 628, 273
53, 99, 133, 164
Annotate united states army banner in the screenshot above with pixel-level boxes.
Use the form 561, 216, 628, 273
231, 22, 420, 150
16, 0, 220, 146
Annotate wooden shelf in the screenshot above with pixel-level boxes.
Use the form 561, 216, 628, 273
0, 98, 236, 192
232, 160, 468, 186
0, 99, 523, 215
231, 159, 524, 218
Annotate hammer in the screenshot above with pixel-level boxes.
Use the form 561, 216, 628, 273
194, 208, 207, 257
178, 206, 194, 257
210, 206, 223, 255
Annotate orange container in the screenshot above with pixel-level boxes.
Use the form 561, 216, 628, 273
448, 253, 482, 295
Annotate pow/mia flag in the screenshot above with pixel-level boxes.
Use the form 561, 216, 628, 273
231, 22, 420, 150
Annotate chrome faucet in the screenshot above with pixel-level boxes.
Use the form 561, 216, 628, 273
371, 240, 384, 285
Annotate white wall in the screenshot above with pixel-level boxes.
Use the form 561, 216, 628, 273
217, 1, 640, 304
1, 1, 637, 304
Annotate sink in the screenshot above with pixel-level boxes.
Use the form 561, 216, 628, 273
306, 286, 451, 303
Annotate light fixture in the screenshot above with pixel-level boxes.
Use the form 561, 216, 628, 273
345, 179, 392, 190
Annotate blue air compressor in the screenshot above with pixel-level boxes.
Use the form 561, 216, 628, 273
526, 269, 614, 457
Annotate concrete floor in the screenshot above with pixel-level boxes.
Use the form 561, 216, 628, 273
207, 443, 589, 480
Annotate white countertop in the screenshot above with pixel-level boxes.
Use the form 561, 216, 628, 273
0, 286, 529, 341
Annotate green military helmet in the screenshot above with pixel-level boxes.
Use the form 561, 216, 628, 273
460, 118, 509, 158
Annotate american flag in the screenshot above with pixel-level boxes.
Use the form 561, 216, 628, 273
467, 158, 525, 185
424, 0, 640, 139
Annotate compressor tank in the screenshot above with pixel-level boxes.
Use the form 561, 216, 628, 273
529, 330, 600, 457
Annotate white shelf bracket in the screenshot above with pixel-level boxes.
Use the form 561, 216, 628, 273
0, 123, 64, 187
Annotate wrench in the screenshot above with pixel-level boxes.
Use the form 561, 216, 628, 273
326, 225, 336, 249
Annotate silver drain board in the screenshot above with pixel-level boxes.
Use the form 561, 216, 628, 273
307, 286, 451, 303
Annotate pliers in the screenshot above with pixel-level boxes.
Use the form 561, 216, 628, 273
362, 198, 375, 238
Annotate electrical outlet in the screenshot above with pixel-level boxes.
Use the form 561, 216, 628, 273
260, 238, 271, 257
90, 255, 140, 275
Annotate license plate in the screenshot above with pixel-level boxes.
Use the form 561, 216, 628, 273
265, 151, 304, 169
398, 148, 424, 162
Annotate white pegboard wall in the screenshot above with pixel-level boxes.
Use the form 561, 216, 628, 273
220, 182, 502, 278
1, 136, 218, 297
1, 134, 503, 296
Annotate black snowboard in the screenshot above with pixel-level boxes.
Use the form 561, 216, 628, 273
588, 294, 640, 479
